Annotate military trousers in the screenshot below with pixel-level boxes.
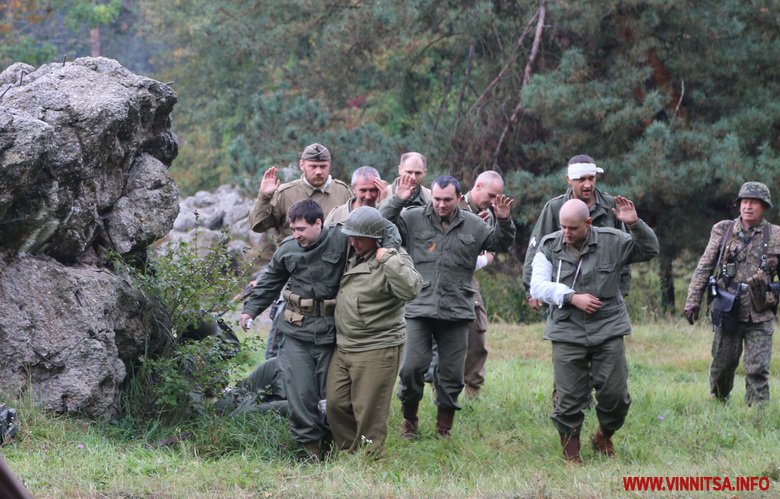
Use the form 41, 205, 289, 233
277, 334, 334, 445
710, 319, 773, 404
464, 297, 489, 390
326, 345, 402, 454
551, 337, 631, 436
397, 318, 469, 411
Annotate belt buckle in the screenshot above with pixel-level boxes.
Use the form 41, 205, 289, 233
315, 300, 321, 316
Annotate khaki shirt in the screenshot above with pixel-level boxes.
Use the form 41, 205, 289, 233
249, 177, 351, 243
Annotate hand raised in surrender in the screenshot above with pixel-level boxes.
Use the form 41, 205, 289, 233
259, 166, 281, 196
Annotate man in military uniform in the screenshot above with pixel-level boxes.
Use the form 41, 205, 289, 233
524, 155, 630, 311
249, 143, 352, 242
458, 170, 506, 399
325, 166, 388, 224
381, 175, 516, 438
248, 143, 352, 358
684, 181, 780, 405
240, 200, 400, 459
214, 357, 288, 416
530, 197, 658, 462
326, 206, 422, 456
379, 152, 431, 211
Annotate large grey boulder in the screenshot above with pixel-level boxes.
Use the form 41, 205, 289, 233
0, 57, 179, 418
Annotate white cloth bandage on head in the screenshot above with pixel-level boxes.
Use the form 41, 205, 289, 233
567, 162, 604, 179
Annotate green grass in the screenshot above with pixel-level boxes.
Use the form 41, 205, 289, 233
3, 320, 780, 497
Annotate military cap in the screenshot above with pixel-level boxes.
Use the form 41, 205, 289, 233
341, 206, 386, 239
736, 181, 773, 208
300, 143, 331, 162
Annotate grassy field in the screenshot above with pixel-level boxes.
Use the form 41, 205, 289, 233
3, 319, 779, 498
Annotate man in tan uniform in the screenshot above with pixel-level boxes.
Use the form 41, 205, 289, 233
249, 143, 352, 244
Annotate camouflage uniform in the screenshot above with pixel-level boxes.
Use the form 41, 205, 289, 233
685, 212, 780, 404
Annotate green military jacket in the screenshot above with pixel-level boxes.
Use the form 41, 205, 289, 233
242, 222, 401, 344
523, 187, 629, 295
249, 176, 352, 243
537, 221, 659, 346
685, 218, 780, 323
381, 196, 516, 321
335, 248, 422, 352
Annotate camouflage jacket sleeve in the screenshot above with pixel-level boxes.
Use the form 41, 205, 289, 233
685, 220, 732, 309
523, 200, 559, 292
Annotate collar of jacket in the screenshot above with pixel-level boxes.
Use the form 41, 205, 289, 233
548, 226, 599, 263
423, 202, 464, 231
300, 175, 334, 194
564, 186, 605, 213
461, 193, 479, 214
736, 216, 768, 233
302, 225, 330, 252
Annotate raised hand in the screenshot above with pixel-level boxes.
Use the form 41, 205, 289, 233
259, 166, 281, 196
395, 173, 416, 201
611, 195, 639, 225
375, 178, 389, 204
491, 194, 514, 220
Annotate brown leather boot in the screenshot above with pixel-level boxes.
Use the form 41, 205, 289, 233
592, 426, 615, 457
560, 433, 582, 463
400, 403, 419, 439
435, 407, 455, 438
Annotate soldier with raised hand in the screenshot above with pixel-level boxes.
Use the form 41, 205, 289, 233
380, 152, 431, 210
530, 197, 658, 463
325, 166, 388, 224
684, 181, 780, 405
458, 170, 506, 399
524, 154, 630, 311
249, 143, 352, 243
381, 174, 516, 439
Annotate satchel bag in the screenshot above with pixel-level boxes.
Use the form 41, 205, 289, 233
710, 287, 740, 332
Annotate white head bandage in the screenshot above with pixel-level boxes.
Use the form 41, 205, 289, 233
567, 162, 604, 179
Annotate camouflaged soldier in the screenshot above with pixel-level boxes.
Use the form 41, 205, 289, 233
249, 143, 352, 244
684, 181, 780, 405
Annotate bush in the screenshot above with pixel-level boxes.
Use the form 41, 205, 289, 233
113, 228, 256, 423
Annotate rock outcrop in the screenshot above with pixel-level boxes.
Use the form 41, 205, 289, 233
0, 57, 179, 417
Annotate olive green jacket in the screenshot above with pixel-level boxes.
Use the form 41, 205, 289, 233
523, 187, 630, 295
249, 177, 351, 243
381, 196, 516, 321
243, 222, 401, 344
535, 221, 658, 346
335, 248, 422, 352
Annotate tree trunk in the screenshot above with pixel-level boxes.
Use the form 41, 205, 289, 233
90, 27, 101, 57
659, 250, 676, 311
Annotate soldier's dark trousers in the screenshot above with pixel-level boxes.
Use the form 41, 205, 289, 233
277, 335, 334, 445
464, 298, 489, 390
326, 345, 402, 454
551, 337, 631, 436
398, 318, 469, 411
710, 320, 773, 404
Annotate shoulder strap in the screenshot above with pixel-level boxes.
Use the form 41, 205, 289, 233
715, 220, 736, 277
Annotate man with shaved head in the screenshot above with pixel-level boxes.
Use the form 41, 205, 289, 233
530, 196, 658, 463
380, 152, 432, 211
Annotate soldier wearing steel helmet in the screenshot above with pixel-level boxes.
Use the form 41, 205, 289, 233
326, 206, 422, 456
684, 181, 780, 405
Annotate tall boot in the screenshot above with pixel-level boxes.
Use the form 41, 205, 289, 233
400, 402, 419, 440
591, 426, 615, 457
435, 407, 455, 438
560, 432, 582, 463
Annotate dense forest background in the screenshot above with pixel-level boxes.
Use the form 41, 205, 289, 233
2, 0, 780, 311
